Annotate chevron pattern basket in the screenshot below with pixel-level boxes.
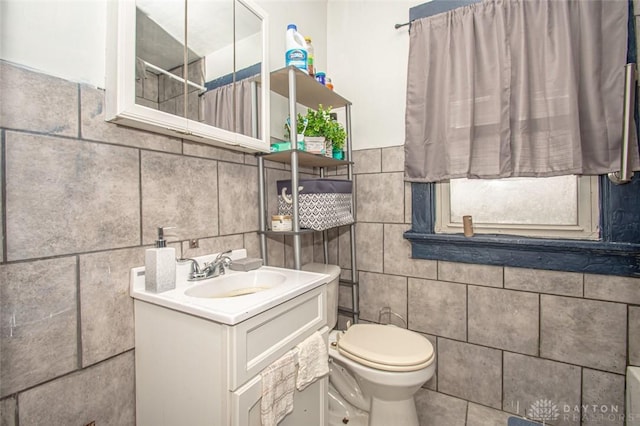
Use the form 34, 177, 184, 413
277, 179, 354, 231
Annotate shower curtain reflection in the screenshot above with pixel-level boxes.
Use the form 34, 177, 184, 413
201, 77, 258, 137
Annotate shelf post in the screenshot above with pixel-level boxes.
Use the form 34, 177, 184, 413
346, 103, 359, 323
288, 67, 302, 269
257, 155, 268, 265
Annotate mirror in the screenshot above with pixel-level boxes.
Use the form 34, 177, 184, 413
106, 0, 269, 152
135, 0, 191, 117
232, 0, 263, 136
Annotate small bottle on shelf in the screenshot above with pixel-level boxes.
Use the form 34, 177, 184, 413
326, 77, 334, 90
305, 36, 315, 77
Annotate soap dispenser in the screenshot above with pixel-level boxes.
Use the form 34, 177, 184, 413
145, 227, 176, 293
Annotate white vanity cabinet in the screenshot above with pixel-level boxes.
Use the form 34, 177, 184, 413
134, 285, 328, 426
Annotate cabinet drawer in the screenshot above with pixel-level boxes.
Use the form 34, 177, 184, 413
228, 286, 326, 389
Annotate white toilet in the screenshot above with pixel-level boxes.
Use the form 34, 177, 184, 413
302, 263, 435, 426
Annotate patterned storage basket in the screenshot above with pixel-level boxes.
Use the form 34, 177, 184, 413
277, 179, 354, 231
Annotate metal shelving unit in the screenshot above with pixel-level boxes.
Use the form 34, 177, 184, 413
257, 66, 359, 324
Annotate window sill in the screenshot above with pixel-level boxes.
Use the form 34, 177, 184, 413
403, 231, 640, 276
406, 175, 640, 277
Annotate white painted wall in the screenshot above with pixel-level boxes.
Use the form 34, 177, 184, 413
255, 0, 328, 141
0, 0, 107, 87
327, 0, 423, 150
0, 0, 418, 149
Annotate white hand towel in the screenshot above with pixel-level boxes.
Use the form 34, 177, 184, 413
260, 350, 297, 426
295, 331, 329, 391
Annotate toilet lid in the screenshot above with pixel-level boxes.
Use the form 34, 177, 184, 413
337, 324, 435, 372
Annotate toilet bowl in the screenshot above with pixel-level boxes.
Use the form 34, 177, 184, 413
301, 263, 436, 426
328, 325, 435, 426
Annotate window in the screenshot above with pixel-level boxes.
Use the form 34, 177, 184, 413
402, 0, 640, 277
436, 176, 599, 240
405, 175, 640, 277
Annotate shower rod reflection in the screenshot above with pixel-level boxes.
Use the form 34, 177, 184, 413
139, 59, 207, 93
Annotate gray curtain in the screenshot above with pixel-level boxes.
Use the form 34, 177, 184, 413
404, 0, 639, 182
201, 77, 257, 137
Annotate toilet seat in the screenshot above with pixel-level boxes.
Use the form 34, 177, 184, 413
336, 324, 434, 372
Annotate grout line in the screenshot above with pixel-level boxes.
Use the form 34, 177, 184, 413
538, 293, 542, 357
77, 84, 82, 139
216, 159, 221, 242
435, 336, 440, 393
14, 391, 20, 426
1, 129, 7, 263
465, 283, 469, 342
579, 366, 584, 408
536, 294, 542, 358
75, 255, 83, 369
627, 305, 631, 368
501, 350, 505, 412
138, 150, 144, 247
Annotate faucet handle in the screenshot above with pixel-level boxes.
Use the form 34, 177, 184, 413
214, 255, 233, 276
215, 249, 233, 261
178, 258, 206, 280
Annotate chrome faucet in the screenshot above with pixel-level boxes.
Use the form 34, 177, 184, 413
179, 250, 233, 281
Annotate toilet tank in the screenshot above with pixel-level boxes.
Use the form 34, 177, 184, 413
302, 263, 341, 330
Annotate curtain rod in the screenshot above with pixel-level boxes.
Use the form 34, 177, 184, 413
395, 21, 411, 29
139, 59, 207, 93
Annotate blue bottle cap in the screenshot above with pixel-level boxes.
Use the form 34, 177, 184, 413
316, 72, 326, 77
287, 24, 297, 30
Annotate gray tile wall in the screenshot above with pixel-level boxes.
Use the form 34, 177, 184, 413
0, 61, 293, 424
341, 146, 639, 426
3, 62, 637, 426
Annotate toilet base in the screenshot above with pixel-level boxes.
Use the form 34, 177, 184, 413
328, 382, 368, 426
328, 374, 421, 426
369, 397, 419, 426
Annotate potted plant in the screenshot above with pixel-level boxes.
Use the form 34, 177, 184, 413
300, 105, 328, 155
325, 115, 346, 159
281, 105, 347, 157
304, 105, 346, 158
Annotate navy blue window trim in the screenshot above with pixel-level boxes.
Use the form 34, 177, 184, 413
405, 175, 640, 277
404, 0, 640, 277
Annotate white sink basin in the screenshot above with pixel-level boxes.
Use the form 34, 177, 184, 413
184, 270, 287, 298
130, 249, 329, 325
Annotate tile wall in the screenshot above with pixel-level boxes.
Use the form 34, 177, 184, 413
334, 147, 640, 426
0, 60, 297, 425
2, 60, 639, 426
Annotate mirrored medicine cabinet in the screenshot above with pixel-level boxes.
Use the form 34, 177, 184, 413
106, 0, 270, 152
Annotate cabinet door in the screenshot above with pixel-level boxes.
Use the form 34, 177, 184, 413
231, 375, 328, 426
231, 375, 262, 426
106, 0, 270, 152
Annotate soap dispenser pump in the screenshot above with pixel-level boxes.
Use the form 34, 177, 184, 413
145, 227, 176, 293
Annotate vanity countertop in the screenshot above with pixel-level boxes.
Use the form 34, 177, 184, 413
130, 249, 329, 325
